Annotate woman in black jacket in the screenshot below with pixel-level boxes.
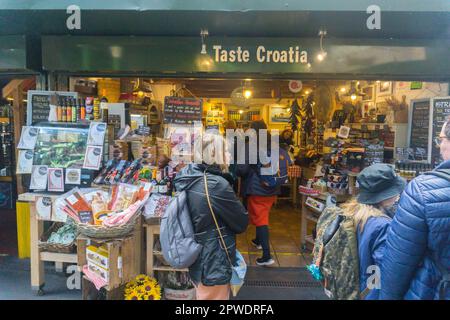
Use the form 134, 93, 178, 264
173, 133, 248, 300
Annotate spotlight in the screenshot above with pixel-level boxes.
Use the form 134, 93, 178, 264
244, 90, 252, 99
351, 94, 357, 101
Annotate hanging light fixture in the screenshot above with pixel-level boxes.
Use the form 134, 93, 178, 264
317, 29, 327, 62
200, 29, 209, 55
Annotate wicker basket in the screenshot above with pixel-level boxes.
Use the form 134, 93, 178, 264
75, 212, 140, 239
38, 222, 77, 254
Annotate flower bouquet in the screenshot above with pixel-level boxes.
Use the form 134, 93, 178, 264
124, 274, 161, 300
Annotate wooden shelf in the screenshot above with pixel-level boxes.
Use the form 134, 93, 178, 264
40, 251, 78, 264
153, 265, 188, 272
0, 176, 13, 182
0, 117, 10, 123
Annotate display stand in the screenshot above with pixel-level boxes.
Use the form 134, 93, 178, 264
300, 192, 351, 252
144, 218, 188, 277
18, 192, 78, 296
77, 219, 143, 299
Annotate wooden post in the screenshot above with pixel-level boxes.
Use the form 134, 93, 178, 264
145, 225, 155, 277
12, 83, 24, 195
29, 202, 44, 291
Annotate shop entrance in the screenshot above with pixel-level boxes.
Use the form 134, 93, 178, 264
63, 76, 448, 269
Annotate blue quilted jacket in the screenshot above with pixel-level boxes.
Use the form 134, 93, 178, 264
380, 160, 450, 300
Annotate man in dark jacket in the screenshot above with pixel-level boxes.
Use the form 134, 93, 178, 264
174, 163, 248, 298
380, 118, 450, 300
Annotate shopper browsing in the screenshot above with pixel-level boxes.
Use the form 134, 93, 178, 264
309, 163, 405, 300
342, 164, 406, 299
237, 120, 291, 266
380, 118, 450, 300
173, 133, 248, 300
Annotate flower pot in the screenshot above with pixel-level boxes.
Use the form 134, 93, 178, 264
164, 288, 196, 300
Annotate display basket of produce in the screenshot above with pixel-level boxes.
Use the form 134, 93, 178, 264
57, 184, 151, 239
38, 222, 78, 253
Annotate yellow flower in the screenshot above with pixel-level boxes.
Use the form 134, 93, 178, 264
124, 288, 140, 301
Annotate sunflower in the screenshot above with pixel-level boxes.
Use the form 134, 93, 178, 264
124, 275, 161, 300
124, 288, 140, 301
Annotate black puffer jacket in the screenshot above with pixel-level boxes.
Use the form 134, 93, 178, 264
174, 163, 248, 286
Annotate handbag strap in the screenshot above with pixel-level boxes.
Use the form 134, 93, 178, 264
203, 172, 234, 267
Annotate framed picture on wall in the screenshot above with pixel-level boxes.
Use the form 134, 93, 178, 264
377, 81, 393, 96
269, 105, 290, 124
362, 85, 375, 102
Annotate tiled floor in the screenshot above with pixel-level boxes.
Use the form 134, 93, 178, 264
237, 202, 310, 268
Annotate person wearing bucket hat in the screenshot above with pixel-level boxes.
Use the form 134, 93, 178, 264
340, 163, 406, 299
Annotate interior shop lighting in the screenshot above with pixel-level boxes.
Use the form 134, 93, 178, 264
239, 110, 244, 114
317, 29, 327, 62
200, 29, 209, 55
340, 87, 346, 93
244, 89, 253, 99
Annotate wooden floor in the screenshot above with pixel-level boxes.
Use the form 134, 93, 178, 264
237, 202, 312, 268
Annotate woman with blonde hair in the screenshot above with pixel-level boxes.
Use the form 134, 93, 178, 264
174, 133, 248, 300
341, 163, 406, 299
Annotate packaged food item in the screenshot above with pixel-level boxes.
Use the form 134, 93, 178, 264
94, 210, 112, 225
108, 183, 139, 212
86, 245, 110, 269
63, 188, 94, 224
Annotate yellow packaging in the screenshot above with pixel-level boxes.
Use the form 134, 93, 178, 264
86, 245, 109, 270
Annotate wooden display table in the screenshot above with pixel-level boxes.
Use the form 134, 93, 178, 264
300, 192, 351, 252
144, 218, 188, 277
18, 192, 78, 295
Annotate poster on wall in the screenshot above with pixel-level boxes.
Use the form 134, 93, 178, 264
163, 97, 203, 124
26, 90, 78, 125
269, 105, 290, 124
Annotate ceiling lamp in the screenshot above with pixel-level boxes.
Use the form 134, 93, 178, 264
343, 81, 365, 100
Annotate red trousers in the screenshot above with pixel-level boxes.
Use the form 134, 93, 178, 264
247, 195, 277, 227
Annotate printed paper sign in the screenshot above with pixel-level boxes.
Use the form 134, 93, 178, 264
36, 196, 52, 220
53, 196, 68, 222
83, 146, 103, 170
17, 150, 34, 174
17, 126, 39, 150
47, 168, 64, 192
30, 165, 48, 190
65, 168, 81, 185
87, 122, 107, 146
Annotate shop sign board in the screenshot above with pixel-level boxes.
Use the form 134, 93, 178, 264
26, 90, 78, 125
163, 97, 203, 125
429, 96, 450, 164
408, 99, 431, 161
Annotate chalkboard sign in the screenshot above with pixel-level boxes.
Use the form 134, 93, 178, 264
26, 90, 78, 125
430, 96, 450, 164
408, 99, 431, 159
163, 96, 203, 124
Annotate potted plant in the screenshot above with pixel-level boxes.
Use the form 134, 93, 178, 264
163, 271, 196, 300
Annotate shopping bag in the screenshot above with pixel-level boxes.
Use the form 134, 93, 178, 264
230, 249, 247, 297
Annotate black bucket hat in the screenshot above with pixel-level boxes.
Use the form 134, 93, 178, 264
357, 163, 406, 205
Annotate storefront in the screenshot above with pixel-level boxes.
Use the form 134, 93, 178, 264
0, 35, 39, 256
1, 1, 450, 300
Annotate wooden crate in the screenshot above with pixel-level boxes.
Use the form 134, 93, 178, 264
77, 226, 142, 291
82, 276, 125, 300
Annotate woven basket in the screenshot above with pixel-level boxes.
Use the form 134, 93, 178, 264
75, 211, 140, 239
38, 222, 77, 254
